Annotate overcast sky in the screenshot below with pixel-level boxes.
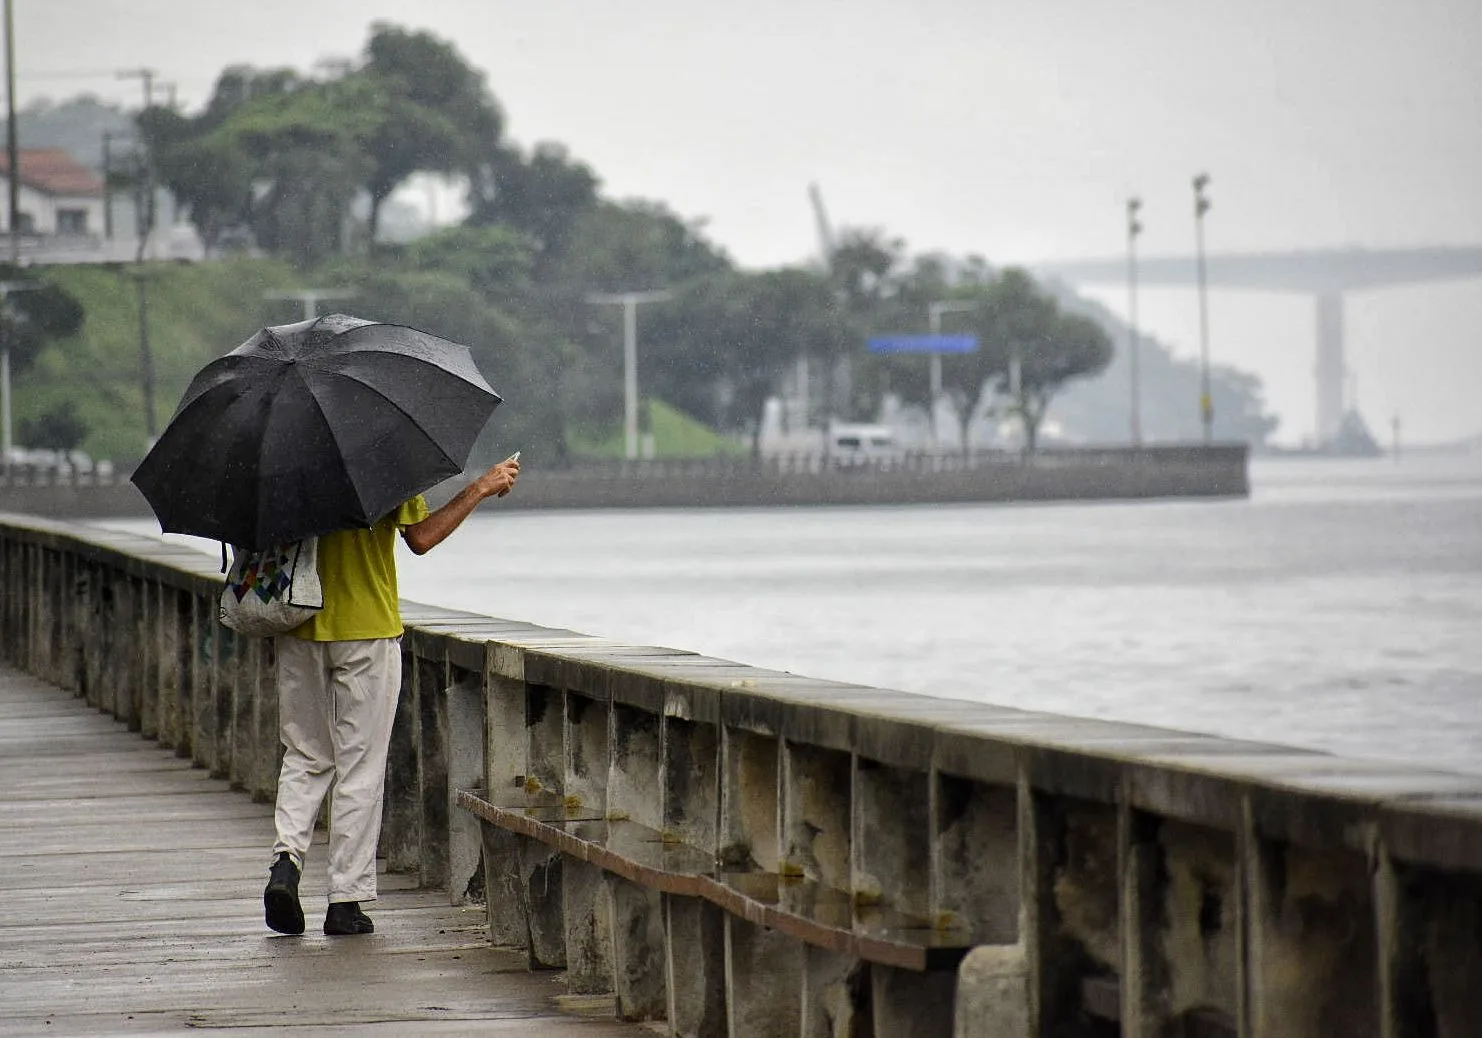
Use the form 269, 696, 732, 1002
15, 0, 1482, 443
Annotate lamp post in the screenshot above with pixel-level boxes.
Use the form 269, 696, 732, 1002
117, 67, 159, 262
927, 300, 974, 450
1126, 197, 1143, 445
4, 0, 18, 263
587, 290, 671, 460
1193, 173, 1213, 443
265, 288, 357, 322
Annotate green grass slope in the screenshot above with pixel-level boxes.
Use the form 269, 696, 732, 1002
18, 258, 297, 463
570, 397, 747, 459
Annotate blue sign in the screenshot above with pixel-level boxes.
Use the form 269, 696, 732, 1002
867, 335, 979, 355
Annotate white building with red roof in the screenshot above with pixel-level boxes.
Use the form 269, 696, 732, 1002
0, 147, 106, 238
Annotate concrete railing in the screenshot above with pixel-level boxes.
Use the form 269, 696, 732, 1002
3, 512, 1478, 1038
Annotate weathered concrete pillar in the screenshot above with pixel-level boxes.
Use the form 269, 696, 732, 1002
725, 916, 802, 1036
156, 587, 183, 751
138, 578, 160, 739
801, 946, 866, 1037
414, 650, 450, 889
225, 630, 259, 791
485, 670, 528, 803
1376, 852, 1482, 1038
784, 742, 850, 892
872, 962, 956, 1038
562, 858, 614, 994
853, 757, 930, 923
721, 729, 779, 874
382, 645, 421, 873
443, 661, 486, 903
526, 683, 565, 802
249, 637, 279, 802
1025, 789, 1121, 1034
565, 692, 609, 819
666, 894, 727, 1037
480, 820, 530, 949
953, 945, 1029, 1038
191, 597, 222, 774
1245, 830, 1377, 1037
934, 775, 1019, 945
123, 574, 146, 730
609, 703, 662, 831
664, 717, 718, 853
609, 874, 665, 1020
522, 839, 567, 969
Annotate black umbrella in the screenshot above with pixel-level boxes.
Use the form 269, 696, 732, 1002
132, 313, 502, 550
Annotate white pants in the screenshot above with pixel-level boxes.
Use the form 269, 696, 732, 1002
272, 636, 401, 904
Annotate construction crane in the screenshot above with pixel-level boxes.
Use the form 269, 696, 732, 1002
808, 182, 837, 272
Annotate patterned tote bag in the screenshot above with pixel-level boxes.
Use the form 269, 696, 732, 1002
218, 538, 324, 636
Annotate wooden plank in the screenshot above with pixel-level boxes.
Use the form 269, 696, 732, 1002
0, 666, 642, 1037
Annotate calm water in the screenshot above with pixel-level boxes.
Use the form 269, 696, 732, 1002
102, 453, 1482, 775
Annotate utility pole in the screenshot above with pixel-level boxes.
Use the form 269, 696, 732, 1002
117, 67, 158, 261
265, 288, 357, 322
132, 269, 157, 439
1126, 197, 1143, 445
1193, 173, 1213, 444
586, 290, 671, 460
927, 300, 974, 451
4, 0, 19, 263
102, 131, 116, 240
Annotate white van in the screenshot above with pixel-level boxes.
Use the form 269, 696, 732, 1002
828, 423, 903, 465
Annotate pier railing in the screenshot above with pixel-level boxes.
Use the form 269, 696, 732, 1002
4, 511, 1476, 1037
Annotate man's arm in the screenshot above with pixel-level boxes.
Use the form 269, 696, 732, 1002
402, 456, 520, 555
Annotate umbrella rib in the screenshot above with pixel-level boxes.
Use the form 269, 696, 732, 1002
305, 368, 465, 473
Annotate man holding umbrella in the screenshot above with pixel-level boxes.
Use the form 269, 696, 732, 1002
131, 314, 519, 936
263, 454, 519, 936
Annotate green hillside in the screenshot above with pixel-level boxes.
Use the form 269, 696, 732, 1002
19, 257, 299, 463
570, 398, 747, 459
16, 258, 745, 466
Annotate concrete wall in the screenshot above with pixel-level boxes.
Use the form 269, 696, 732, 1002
2, 444, 1248, 520
5, 510, 1477, 1038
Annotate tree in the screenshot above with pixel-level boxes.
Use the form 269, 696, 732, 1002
0, 273, 85, 374
358, 24, 504, 241
17, 400, 88, 464
971, 270, 1113, 451
144, 66, 303, 253
465, 141, 599, 272
643, 268, 849, 455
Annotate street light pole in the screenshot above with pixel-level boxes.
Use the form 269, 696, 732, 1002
117, 67, 158, 262
265, 288, 357, 322
1126, 197, 1143, 445
1, 0, 18, 462
927, 300, 974, 451
587, 290, 670, 460
4, 0, 18, 262
1193, 173, 1213, 443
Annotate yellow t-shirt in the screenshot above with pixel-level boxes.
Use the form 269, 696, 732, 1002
287, 496, 430, 642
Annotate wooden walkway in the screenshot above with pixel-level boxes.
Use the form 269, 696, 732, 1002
0, 666, 645, 1037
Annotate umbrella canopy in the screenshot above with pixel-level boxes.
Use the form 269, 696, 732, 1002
132, 313, 502, 550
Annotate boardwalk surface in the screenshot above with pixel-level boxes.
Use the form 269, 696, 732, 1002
0, 667, 645, 1037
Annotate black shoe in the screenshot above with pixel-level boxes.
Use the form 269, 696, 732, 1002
263, 852, 305, 935
324, 900, 374, 936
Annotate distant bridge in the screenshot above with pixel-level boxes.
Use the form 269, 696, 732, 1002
1036, 246, 1482, 444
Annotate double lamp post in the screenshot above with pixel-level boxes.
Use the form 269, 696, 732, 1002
1124, 172, 1214, 446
